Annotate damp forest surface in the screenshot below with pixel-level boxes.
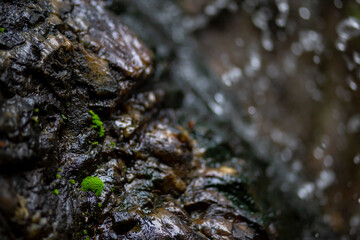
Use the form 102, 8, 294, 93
1, 0, 360, 240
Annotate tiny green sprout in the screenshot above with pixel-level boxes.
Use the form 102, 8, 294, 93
98, 203, 102, 208
89, 110, 104, 137
32, 116, 39, 123
56, 174, 61, 179
85, 236, 90, 240
61, 114, 68, 120
53, 189, 59, 195
81, 176, 104, 196
58, 168, 62, 172
34, 108, 39, 113
83, 230, 88, 235
43, 129, 46, 132
0, 27, 4, 33
110, 142, 116, 147
66, 102, 71, 107
92, 141, 99, 145
69, 179, 76, 185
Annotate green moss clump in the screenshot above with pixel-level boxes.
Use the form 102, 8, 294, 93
89, 110, 104, 137
0, 27, 4, 33
32, 116, 39, 123
56, 174, 61, 179
69, 179, 76, 185
110, 142, 116, 147
98, 203, 102, 208
81, 176, 104, 196
53, 189, 59, 195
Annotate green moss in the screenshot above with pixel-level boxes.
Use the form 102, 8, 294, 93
89, 110, 104, 137
81, 176, 104, 196
61, 114, 68, 120
53, 189, 59, 195
58, 168, 62, 172
34, 108, 39, 113
0, 27, 4, 33
110, 142, 116, 147
66, 102, 71, 107
69, 179, 76, 185
85, 237, 90, 240
83, 230, 88, 235
32, 116, 39, 123
98, 203, 102, 208
92, 141, 99, 145
56, 174, 61, 179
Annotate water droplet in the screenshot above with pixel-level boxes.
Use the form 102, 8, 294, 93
214, 93, 224, 104
205, 5, 217, 16
316, 170, 335, 190
313, 55, 321, 64
297, 183, 315, 199
354, 154, 360, 164
299, 7, 311, 20
277, 1, 289, 13
337, 17, 360, 41
248, 106, 256, 115
348, 77, 358, 91
324, 155, 334, 167
313, 147, 324, 160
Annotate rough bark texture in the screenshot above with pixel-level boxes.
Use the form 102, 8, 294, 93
0, 0, 269, 239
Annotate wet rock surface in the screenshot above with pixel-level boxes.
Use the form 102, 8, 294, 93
0, 0, 269, 240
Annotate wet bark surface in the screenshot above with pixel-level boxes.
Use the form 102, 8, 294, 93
0, 0, 270, 239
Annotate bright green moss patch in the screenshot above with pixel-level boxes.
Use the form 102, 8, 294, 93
89, 110, 104, 137
69, 179, 76, 185
98, 203, 102, 208
110, 142, 116, 147
61, 114, 68, 120
32, 116, 39, 123
58, 168, 62, 172
56, 174, 61, 179
34, 108, 39, 113
53, 189, 59, 195
0, 27, 4, 33
81, 176, 104, 196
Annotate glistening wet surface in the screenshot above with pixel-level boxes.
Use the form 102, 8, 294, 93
109, 0, 360, 239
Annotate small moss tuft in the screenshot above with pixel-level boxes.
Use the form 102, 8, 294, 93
58, 168, 62, 172
69, 179, 76, 185
89, 110, 104, 137
98, 203, 102, 208
53, 189, 59, 195
56, 174, 61, 179
34, 108, 39, 113
61, 114, 68, 120
110, 142, 116, 147
0, 27, 4, 33
81, 176, 104, 196
32, 116, 39, 123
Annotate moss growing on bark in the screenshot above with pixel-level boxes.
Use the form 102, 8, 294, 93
81, 176, 104, 196
89, 110, 104, 137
